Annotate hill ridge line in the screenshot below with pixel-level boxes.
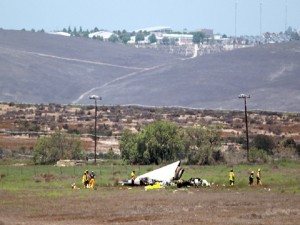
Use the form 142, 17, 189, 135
0, 46, 147, 70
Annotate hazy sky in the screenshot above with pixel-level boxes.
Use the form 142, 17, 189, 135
1, 0, 299, 36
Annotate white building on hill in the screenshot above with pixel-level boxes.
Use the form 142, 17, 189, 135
134, 26, 172, 33
88, 31, 115, 40
48, 32, 71, 37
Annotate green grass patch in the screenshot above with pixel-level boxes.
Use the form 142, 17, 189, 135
0, 160, 299, 196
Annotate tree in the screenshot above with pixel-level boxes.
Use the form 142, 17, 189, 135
135, 31, 145, 43
192, 32, 205, 44
119, 122, 222, 165
291, 31, 300, 41
119, 31, 131, 44
33, 130, 85, 164
296, 144, 300, 156
72, 27, 78, 36
143, 121, 184, 164
107, 147, 115, 160
120, 121, 184, 165
108, 34, 119, 43
119, 129, 139, 164
162, 37, 170, 45
251, 134, 275, 154
249, 147, 269, 163
285, 26, 293, 35
148, 34, 157, 44
282, 138, 296, 148
182, 125, 222, 165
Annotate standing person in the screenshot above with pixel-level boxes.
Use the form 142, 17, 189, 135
83, 170, 90, 188
131, 170, 136, 186
256, 168, 262, 185
85, 170, 91, 188
249, 171, 254, 186
229, 169, 235, 186
89, 171, 96, 189
82, 171, 88, 188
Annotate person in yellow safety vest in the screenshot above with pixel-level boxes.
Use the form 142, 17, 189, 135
256, 168, 262, 185
82, 170, 90, 188
229, 169, 235, 186
89, 171, 96, 189
82, 172, 88, 188
131, 170, 136, 186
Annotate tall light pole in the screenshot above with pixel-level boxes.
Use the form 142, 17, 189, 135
238, 94, 250, 161
89, 95, 102, 164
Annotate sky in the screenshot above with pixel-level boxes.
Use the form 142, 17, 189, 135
1, 0, 299, 36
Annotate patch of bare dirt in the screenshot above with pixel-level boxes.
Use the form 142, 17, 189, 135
0, 188, 299, 225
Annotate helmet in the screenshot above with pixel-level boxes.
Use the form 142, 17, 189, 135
251, 171, 254, 174
258, 169, 261, 172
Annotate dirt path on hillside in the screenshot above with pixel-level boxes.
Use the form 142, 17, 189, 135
0, 188, 299, 225
72, 64, 164, 104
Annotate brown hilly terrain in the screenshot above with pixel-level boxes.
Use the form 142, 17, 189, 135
1, 29, 300, 111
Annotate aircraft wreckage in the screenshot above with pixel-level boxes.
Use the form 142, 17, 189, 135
120, 161, 210, 188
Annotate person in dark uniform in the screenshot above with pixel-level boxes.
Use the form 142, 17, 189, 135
249, 171, 254, 186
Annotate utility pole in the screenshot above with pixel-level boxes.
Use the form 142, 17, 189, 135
89, 95, 102, 164
260, 0, 263, 36
235, 1, 238, 42
238, 94, 250, 161
285, 0, 288, 32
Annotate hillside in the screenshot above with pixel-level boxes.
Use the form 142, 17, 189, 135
1, 29, 300, 112
1, 103, 300, 163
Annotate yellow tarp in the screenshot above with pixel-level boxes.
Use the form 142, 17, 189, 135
145, 182, 164, 191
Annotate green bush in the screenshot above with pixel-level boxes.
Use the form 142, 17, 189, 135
33, 130, 86, 164
249, 147, 269, 163
296, 144, 300, 156
251, 134, 275, 154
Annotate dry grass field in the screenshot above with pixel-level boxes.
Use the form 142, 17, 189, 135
0, 187, 300, 225
1, 161, 300, 225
